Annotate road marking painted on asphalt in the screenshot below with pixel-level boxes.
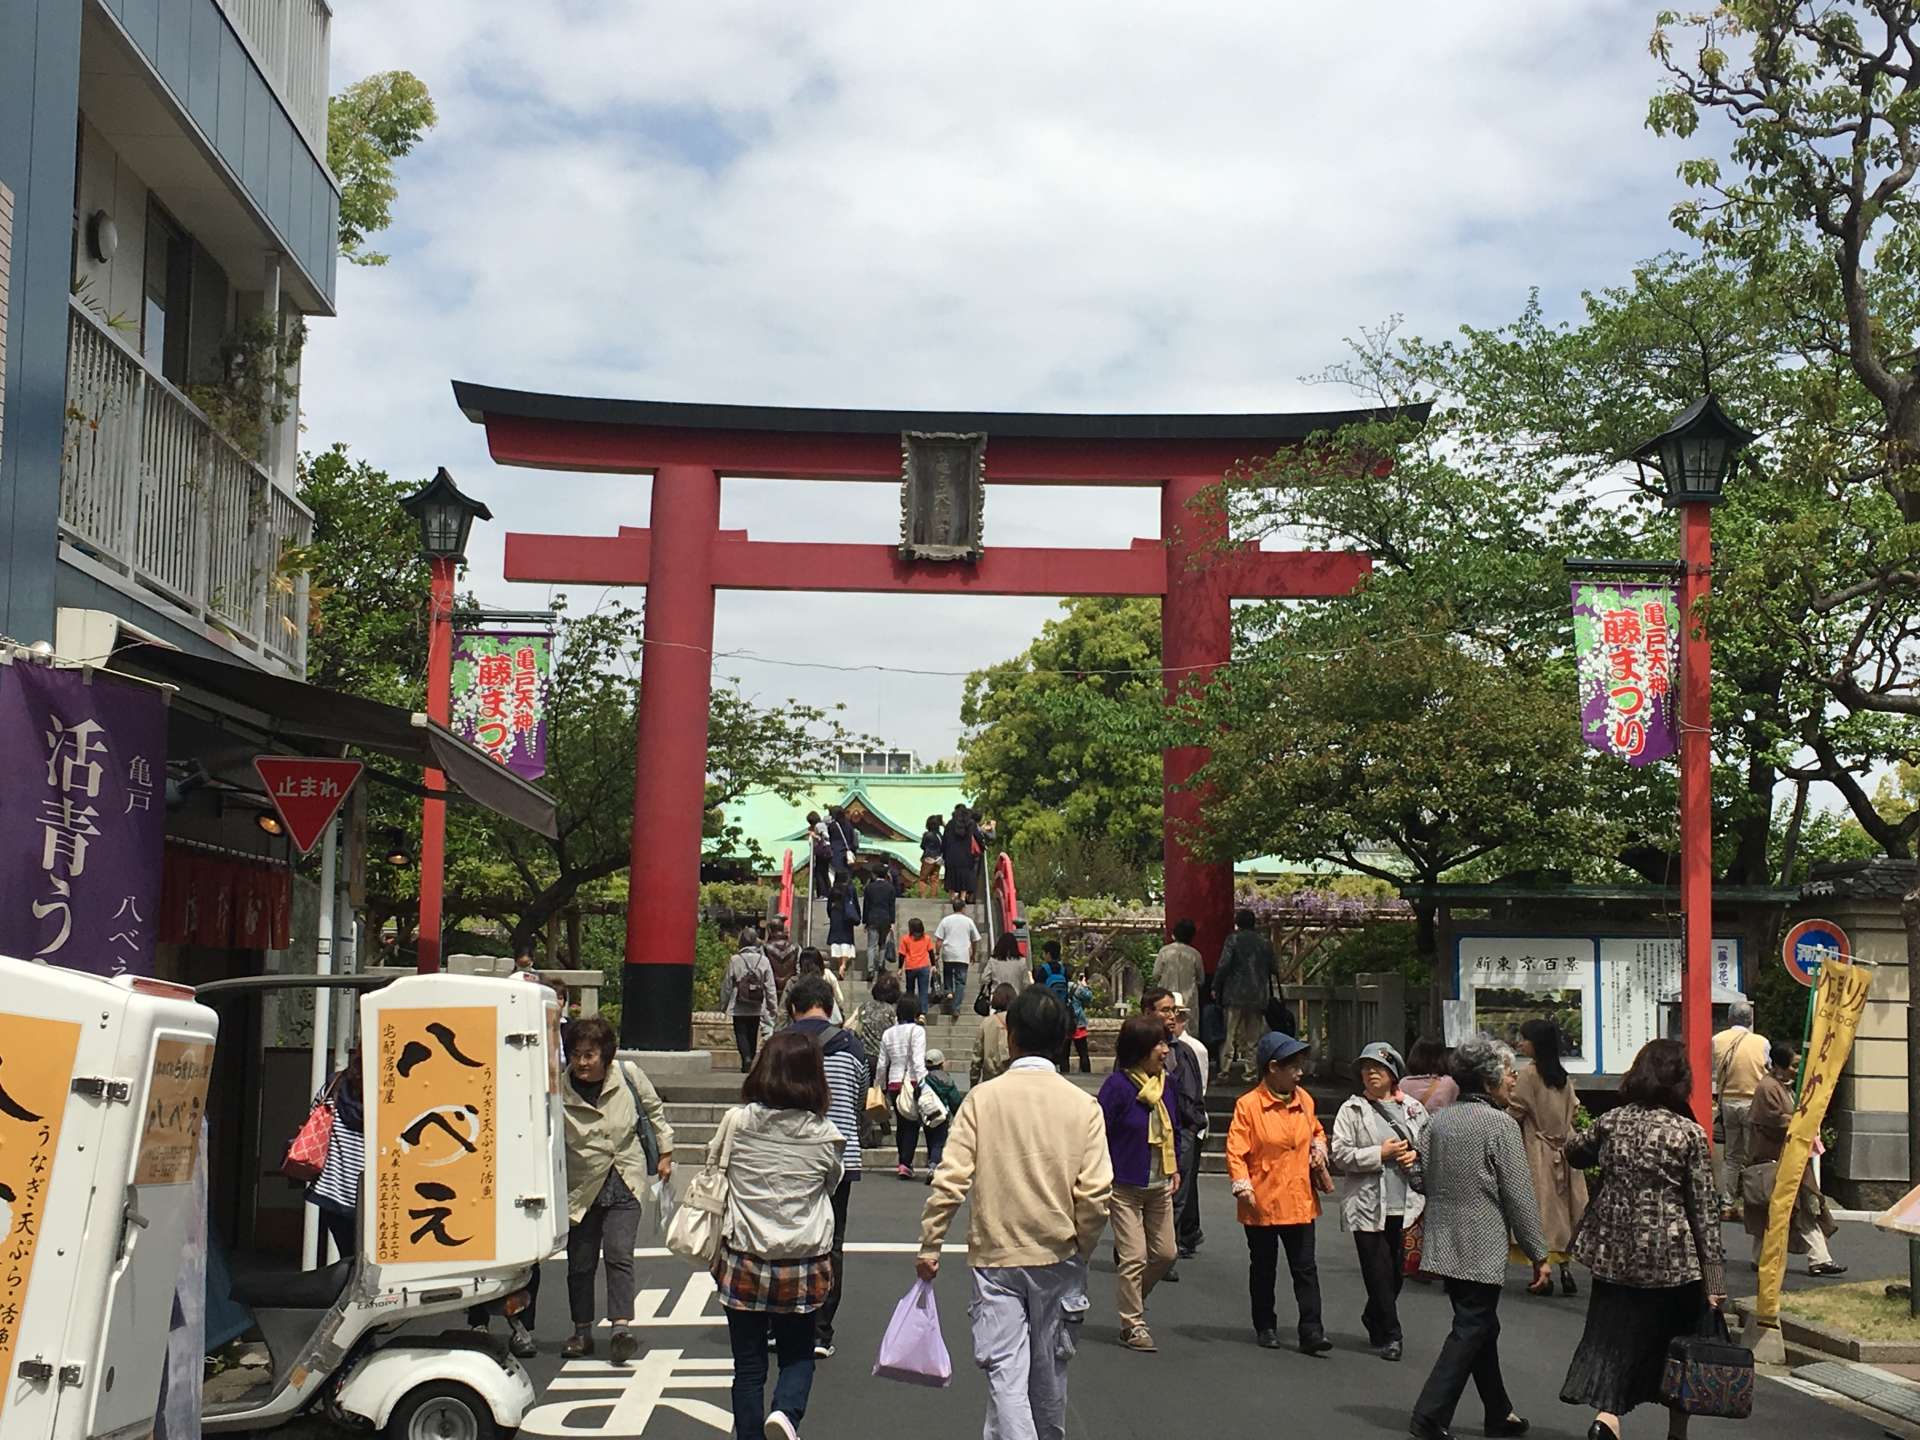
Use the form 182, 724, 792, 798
632, 1241, 967, 1257
522, 1351, 734, 1436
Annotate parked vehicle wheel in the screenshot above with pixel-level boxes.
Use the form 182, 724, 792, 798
386, 1381, 497, 1440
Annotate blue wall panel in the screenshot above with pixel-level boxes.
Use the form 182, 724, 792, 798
266, 112, 291, 241
120, 0, 159, 60
155, 0, 192, 97
0, 0, 84, 644
111, 0, 337, 307
185, 0, 220, 134
241, 66, 268, 200
215, 21, 245, 158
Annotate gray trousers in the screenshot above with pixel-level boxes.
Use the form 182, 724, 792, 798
1719, 1099, 1754, 1202
970, 1258, 1088, 1440
566, 1190, 640, 1325
865, 924, 894, 978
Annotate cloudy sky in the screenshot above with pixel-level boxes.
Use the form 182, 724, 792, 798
306, 1, 1707, 761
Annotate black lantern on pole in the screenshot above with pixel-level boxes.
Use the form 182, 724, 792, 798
399, 466, 494, 561
1629, 393, 1756, 507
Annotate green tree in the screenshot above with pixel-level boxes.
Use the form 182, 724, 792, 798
296, 444, 430, 701
1650, 3, 1920, 946
295, 451, 860, 956
328, 71, 438, 267
960, 597, 1164, 867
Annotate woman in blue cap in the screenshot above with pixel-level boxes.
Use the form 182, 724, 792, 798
1330, 1041, 1429, 1361
1224, 1029, 1333, 1354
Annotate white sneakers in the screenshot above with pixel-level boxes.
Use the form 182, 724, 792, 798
765, 1411, 799, 1439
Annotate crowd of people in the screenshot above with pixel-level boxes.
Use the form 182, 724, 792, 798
281, 914, 1845, 1440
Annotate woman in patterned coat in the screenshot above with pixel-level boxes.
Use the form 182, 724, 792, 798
1559, 1038, 1726, 1440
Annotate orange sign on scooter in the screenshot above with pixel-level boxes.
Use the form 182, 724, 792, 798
374, 1006, 498, 1265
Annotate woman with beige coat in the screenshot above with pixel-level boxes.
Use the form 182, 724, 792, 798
560, 1015, 674, 1362
1511, 1017, 1587, 1295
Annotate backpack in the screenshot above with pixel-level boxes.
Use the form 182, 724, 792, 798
733, 955, 768, 1011
1042, 963, 1069, 1004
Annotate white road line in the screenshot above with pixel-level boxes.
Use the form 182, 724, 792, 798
631, 1241, 967, 1257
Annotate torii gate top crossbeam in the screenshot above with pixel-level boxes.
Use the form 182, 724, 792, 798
453, 381, 1427, 484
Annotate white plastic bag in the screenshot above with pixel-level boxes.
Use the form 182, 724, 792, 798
651, 1175, 677, 1237
873, 1278, 952, 1387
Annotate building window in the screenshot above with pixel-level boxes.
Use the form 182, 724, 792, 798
142, 201, 191, 385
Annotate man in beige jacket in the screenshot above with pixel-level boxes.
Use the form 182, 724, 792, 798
918, 987, 1112, 1440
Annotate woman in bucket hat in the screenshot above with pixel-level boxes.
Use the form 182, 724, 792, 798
1330, 1041, 1430, 1360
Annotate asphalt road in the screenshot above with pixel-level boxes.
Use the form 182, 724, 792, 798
487, 1176, 1901, 1440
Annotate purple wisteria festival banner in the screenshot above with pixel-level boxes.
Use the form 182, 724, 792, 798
0, 661, 167, 974
450, 630, 550, 780
1571, 581, 1680, 767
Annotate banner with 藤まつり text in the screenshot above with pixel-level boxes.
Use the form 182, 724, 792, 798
450, 631, 549, 780
1572, 582, 1679, 766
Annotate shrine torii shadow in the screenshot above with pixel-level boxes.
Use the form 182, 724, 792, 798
454, 383, 1415, 1049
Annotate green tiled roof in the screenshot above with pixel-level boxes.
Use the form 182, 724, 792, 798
711, 772, 974, 872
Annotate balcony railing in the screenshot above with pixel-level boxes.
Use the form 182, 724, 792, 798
61, 298, 311, 673
218, 0, 332, 160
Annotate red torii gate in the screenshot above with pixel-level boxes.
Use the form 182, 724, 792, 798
454, 383, 1395, 1049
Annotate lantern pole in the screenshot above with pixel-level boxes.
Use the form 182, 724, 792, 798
1678, 504, 1714, 1128
416, 554, 456, 973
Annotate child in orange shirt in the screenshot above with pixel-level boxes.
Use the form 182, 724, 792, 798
898, 918, 935, 1014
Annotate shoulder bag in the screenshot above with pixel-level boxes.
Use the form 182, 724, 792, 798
281, 1076, 338, 1183
1660, 1304, 1754, 1419
620, 1062, 662, 1172
665, 1106, 742, 1267
1368, 1098, 1425, 1194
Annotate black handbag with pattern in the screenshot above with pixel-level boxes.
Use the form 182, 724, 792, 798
1660, 1306, 1753, 1419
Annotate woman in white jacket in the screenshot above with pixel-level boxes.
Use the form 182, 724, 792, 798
1330, 1041, 1430, 1362
713, 1028, 845, 1440
877, 996, 929, 1178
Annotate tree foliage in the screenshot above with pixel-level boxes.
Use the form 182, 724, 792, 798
960, 597, 1165, 867
1649, 6, 1920, 867
328, 71, 438, 267
296, 450, 859, 957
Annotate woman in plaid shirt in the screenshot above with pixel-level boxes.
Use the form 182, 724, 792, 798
712, 1028, 846, 1440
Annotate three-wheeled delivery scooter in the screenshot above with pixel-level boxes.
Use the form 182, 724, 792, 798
0, 953, 221, 1440
197, 970, 567, 1438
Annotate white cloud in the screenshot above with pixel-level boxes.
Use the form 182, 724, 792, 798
305, 0, 1699, 760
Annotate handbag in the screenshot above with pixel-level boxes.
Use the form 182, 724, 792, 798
1400, 1216, 1425, 1278
281, 1081, 337, 1183
865, 1084, 889, 1115
895, 1083, 918, 1122
1660, 1305, 1753, 1419
974, 983, 991, 1017
1368, 1098, 1426, 1194
664, 1107, 742, 1267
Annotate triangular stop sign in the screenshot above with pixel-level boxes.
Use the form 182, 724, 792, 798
253, 756, 365, 854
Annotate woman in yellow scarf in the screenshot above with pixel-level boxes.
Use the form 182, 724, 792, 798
1097, 1012, 1184, 1351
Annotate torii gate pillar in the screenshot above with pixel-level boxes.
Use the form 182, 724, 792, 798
1161, 472, 1236, 976
625, 465, 721, 1028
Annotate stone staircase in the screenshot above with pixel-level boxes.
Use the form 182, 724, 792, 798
786, 894, 983, 954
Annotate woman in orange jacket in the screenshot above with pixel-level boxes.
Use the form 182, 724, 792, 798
1225, 1030, 1334, 1355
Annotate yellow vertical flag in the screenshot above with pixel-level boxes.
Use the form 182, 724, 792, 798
1755, 956, 1873, 1326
